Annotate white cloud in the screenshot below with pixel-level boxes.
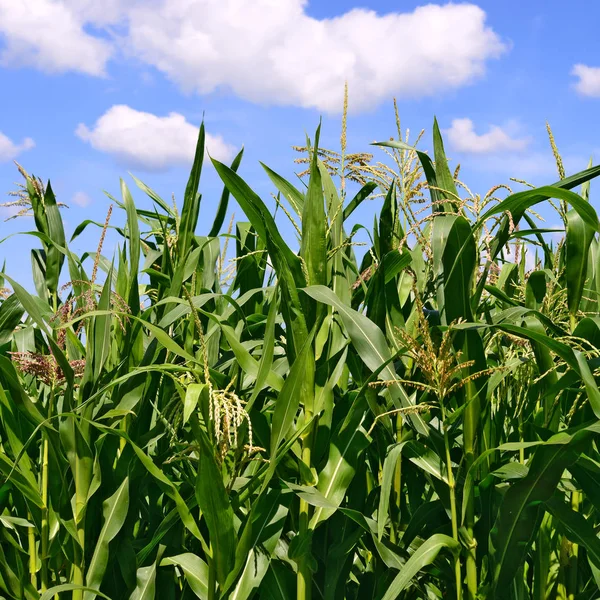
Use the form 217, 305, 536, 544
572, 64, 600, 97
445, 118, 530, 154
0, 0, 112, 75
76, 105, 234, 171
125, 1, 506, 112
0, 131, 34, 162
72, 191, 92, 207
0, 1, 506, 112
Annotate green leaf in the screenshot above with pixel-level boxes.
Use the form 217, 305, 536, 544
378, 443, 406, 540
343, 182, 377, 221
545, 494, 600, 570
490, 438, 585, 593
42, 585, 113, 600
183, 383, 206, 425
209, 146, 244, 237
212, 157, 302, 284
130, 174, 175, 216
270, 331, 315, 458
84, 478, 130, 599
247, 286, 278, 410
300, 125, 327, 288
195, 426, 236, 588
261, 163, 305, 216
43, 181, 66, 295
122, 179, 141, 311
161, 554, 209, 599
260, 561, 295, 600
227, 493, 288, 600
129, 547, 164, 600
432, 117, 460, 214
178, 121, 205, 259
303, 285, 428, 435
566, 207, 595, 318
212, 156, 309, 359
432, 214, 476, 323
525, 271, 546, 310
381, 534, 459, 600
311, 399, 371, 527
0, 293, 25, 346
479, 185, 600, 233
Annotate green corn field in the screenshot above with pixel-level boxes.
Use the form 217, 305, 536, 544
2, 109, 600, 600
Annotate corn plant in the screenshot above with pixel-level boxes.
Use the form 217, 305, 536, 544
1, 114, 600, 600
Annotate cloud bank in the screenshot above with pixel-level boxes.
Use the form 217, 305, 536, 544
0, 1, 507, 112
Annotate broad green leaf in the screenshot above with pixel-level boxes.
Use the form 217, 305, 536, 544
42, 181, 66, 295
183, 383, 206, 425
343, 182, 378, 221
432, 117, 460, 214
270, 332, 315, 458
161, 554, 209, 599
261, 162, 305, 216
42, 586, 112, 600
545, 495, 600, 570
480, 185, 600, 233
260, 561, 295, 600
227, 496, 288, 600
378, 442, 406, 540
490, 438, 585, 593
311, 399, 371, 527
566, 207, 595, 318
84, 478, 130, 599
195, 426, 236, 588
178, 121, 205, 259
209, 147, 244, 237
129, 548, 163, 600
303, 285, 428, 435
381, 534, 459, 600
300, 125, 327, 289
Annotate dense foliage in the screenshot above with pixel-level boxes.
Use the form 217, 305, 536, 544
2, 114, 600, 600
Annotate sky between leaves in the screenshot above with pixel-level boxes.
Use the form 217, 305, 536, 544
0, 0, 599, 284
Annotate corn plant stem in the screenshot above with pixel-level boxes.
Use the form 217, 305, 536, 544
391, 415, 403, 543
443, 422, 462, 600
519, 414, 525, 464
119, 415, 127, 454
568, 491, 581, 600
28, 510, 36, 588
40, 386, 53, 592
297, 441, 312, 600
463, 382, 479, 600
72, 450, 86, 600
567, 315, 579, 600
464, 494, 476, 600
208, 546, 217, 600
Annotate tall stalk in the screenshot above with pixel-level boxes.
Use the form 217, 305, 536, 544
298, 430, 313, 600
208, 545, 217, 600
40, 386, 53, 592
463, 380, 479, 600
442, 407, 462, 600
72, 454, 86, 600
27, 510, 36, 588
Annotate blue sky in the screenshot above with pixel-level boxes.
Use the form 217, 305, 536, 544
1, 0, 599, 286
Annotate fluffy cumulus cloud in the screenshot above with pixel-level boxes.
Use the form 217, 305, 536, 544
0, 131, 34, 162
0, 0, 506, 112
76, 105, 234, 171
125, 1, 506, 112
444, 118, 530, 154
0, 0, 112, 75
572, 64, 600, 97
